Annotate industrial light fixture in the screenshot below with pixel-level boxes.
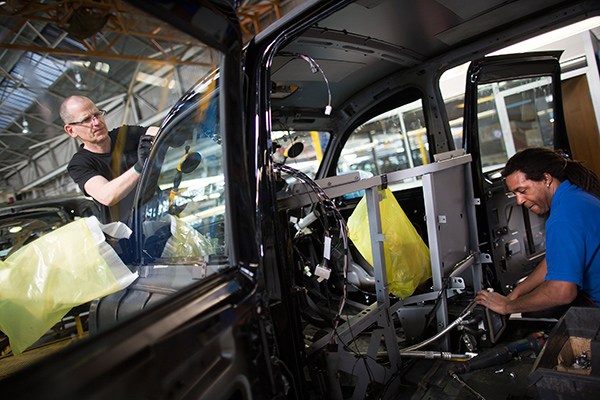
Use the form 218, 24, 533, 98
71, 61, 91, 68
74, 71, 86, 89
9, 225, 23, 234
21, 118, 29, 134
94, 62, 110, 74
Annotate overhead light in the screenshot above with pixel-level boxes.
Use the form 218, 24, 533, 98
9, 226, 22, 234
22, 118, 29, 134
94, 62, 110, 73
74, 71, 86, 89
71, 61, 91, 68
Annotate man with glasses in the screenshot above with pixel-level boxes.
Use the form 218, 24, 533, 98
61, 95, 158, 223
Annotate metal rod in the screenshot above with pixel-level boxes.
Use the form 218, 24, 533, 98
448, 370, 487, 400
401, 300, 477, 352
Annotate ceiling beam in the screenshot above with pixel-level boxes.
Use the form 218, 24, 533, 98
0, 0, 210, 66
0, 43, 212, 66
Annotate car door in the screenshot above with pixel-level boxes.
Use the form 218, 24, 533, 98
463, 52, 570, 295
0, 2, 272, 399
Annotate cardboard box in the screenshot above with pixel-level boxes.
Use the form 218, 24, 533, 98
556, 336, 592, 375
529, 307, 600, 399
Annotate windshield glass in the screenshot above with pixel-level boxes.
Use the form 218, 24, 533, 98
0, 6, 227, 368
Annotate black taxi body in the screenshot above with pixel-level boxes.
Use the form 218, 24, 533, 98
2, 0, 600, 399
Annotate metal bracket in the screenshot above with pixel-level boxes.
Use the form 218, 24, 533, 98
447, 276, 466, 297
478, 252, 492, 264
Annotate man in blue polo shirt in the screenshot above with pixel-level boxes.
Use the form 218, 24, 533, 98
475, 147, 600, 314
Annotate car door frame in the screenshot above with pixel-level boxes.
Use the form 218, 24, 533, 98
0, 2, 273, 399
463, 52, 570, 293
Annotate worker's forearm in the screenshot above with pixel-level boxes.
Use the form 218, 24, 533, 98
86, 168, 140, 206
505, 280, 576, 314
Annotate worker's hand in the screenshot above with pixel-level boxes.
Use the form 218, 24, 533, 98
475, 290, 510, 315
134, 135, 154, 173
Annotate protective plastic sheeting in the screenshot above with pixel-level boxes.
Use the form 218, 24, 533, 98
0, 216, 137, 354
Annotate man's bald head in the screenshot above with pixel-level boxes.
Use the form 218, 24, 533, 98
60, 95, 94, 124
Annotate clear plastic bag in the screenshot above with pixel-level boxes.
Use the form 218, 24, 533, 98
348, 188, 431, 299
0, 216, 138, 354
160, 215, 214, 258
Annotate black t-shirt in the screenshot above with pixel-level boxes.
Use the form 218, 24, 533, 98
67, 125, 146, 223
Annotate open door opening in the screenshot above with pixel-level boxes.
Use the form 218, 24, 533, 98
464, 52, 570, 294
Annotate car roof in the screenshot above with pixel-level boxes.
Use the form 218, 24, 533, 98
264, 0, 597, 132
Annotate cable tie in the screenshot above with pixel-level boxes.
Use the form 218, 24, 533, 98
380, 174, 388, 189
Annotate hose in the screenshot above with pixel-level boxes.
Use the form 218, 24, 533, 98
399, 351, 474, 361
401, 299, 477, 352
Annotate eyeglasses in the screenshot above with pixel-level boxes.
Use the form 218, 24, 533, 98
67, 109, 107, 126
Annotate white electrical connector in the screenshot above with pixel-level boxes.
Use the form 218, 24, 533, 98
314, 264, 331, 282
293, 210, 320, 236
324, 105, 332, 115
303, 265, 312, 277
323, 236, 331, 260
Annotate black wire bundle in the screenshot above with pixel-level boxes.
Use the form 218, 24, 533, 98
275, 163, 349, 341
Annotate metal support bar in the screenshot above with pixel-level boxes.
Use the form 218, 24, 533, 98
311, 300, 402, 400
464, 164, 483, 293
365, 186, 389, 305
422, 171, 450, 350
300, 151, 481, 394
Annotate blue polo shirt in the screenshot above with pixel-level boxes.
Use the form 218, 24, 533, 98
545, 180, 600, 306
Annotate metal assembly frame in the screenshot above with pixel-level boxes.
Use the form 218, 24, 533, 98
285, 151, 482, 399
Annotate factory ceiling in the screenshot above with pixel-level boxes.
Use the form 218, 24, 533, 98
0, 0, 282, 198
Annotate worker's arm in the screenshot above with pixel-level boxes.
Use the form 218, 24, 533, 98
507, 257, 548, 300
473, 257, 547, 311
84, 131, 156, 206
84, 167, 141, 206
476, 279, 577, 315
506, 280, 577, 313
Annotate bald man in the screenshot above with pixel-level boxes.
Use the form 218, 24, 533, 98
61, 96, 158, 222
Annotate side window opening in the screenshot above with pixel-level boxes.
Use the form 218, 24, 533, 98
331, 95, 431, 240
439, 17, 600, 171
336, 97, 430, 189
477, 76, 556, 170
443, 73, 556, 170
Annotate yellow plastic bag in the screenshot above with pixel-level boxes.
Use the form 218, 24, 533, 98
161, 215, 214, 258
347, 188, 431, 299
0, 216, 138, 354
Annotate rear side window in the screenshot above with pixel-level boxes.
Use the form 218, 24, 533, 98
442, 70, 555, 170
337, 99, 430, 179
